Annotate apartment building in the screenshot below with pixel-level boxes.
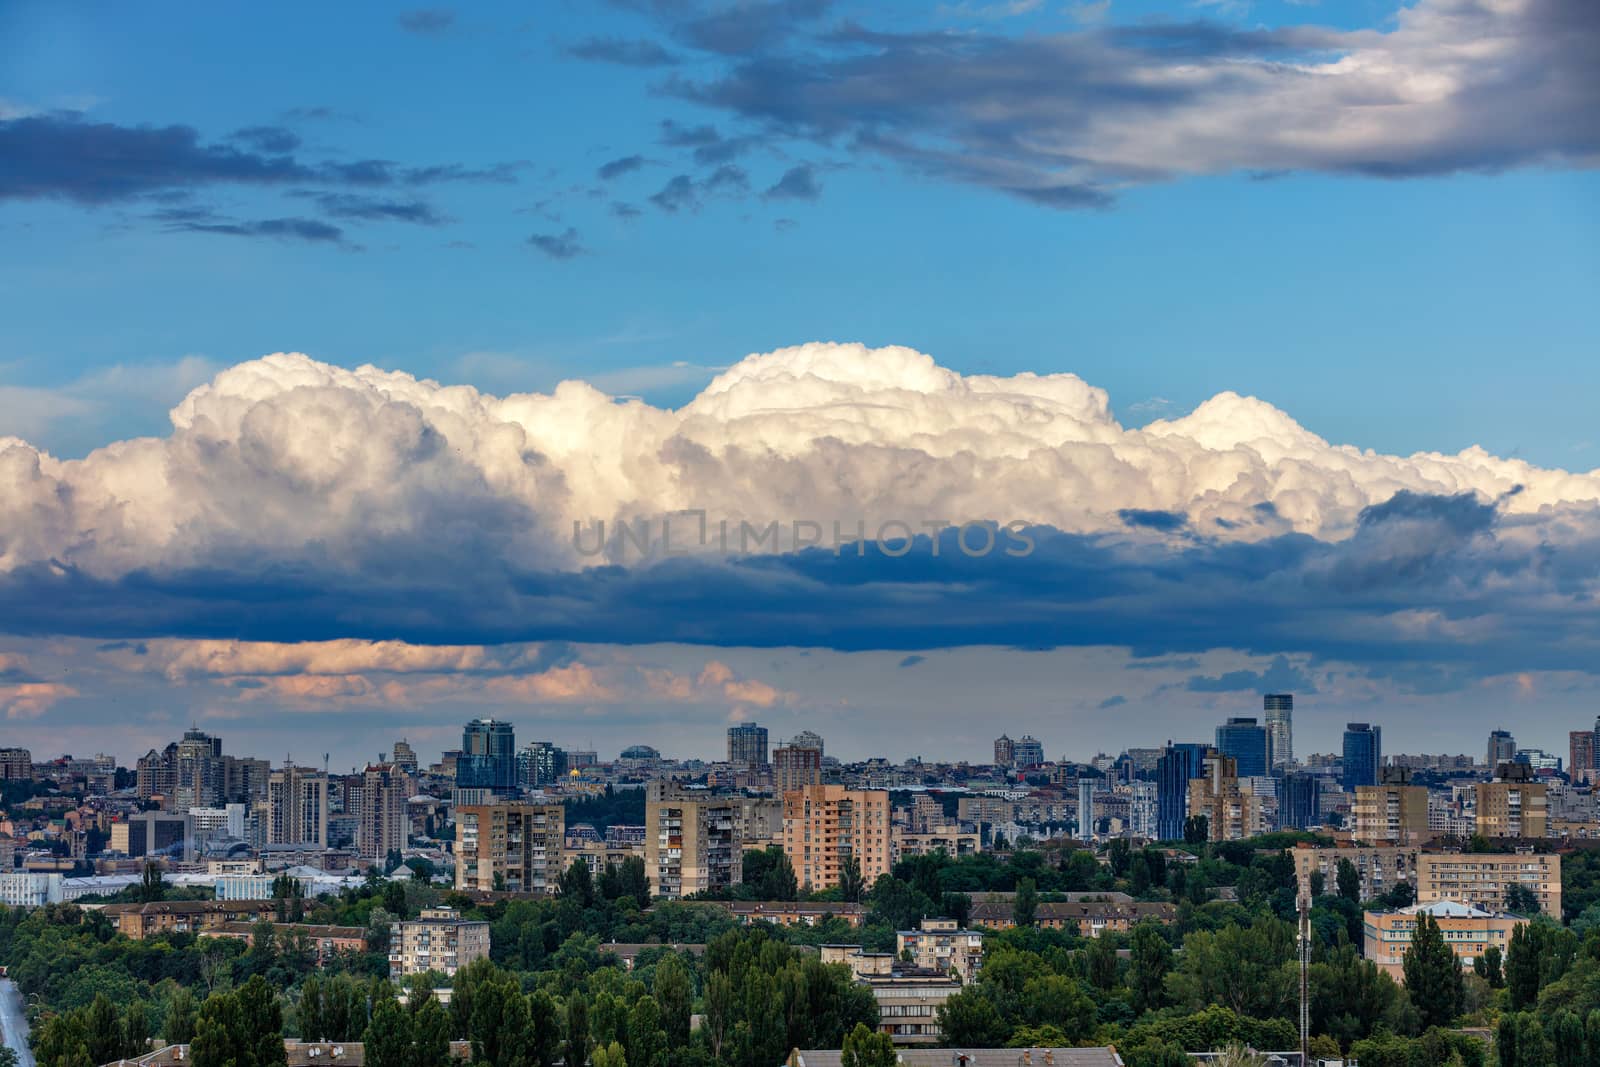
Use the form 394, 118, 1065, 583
968, 899, 1176, 937
897, 918, 985, 982
1350, 770, 1430, 846
645, 781, 743, 899
1417, 851, 1562, 917
389, 907, 490, 978
781, 784, 892, 892
455, 802, 566, 894
1476, 775, 1549, 839
773, 744, 823, 793
894, 826, 981, 862
1289, 844, 1418, 901
1186, 753, 1267, 842
1364, 900, 1523, 981
102, 899, 278, 939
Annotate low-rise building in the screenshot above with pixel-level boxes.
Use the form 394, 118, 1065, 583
389, 907, 490, 978
199, 922, 367, 963
102, 899, 279, 939
786, 1049, 1124, 1067
862, 972, 962, 1045
1363, 900, 1525, 981
968, 898, 1175, 937
727, 900, 866, 926
0, 871, 64, 907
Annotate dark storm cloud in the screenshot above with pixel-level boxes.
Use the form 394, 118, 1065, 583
566, 37, 681, 67
899, 655, 925, 668
653, 0, 1600, 208
1186, 655, 1316, 694
1118, 508, 1187, 532
672, 0, 832, 55
5, 493, 1600, 695
0, 114, 521, 206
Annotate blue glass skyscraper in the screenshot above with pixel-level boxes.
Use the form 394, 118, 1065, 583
1156, 742, 1209, 840
1342, 722, 1382, 790
459, 718, 517, 794
1215, 717, 1269, 779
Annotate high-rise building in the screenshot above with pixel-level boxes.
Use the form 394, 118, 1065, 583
772, 744, 822, 793
1156, 743, 1209, 841
1574, 731, 1598, 785
727, 722, 770, 769
646, 781, 744, 899
1476, 764, 1548, 839
267, 763, 328, 847
455, 802, 566, 893
1012, 736, 1045, 768
1077, 778, 1095, 840
790, 730, 825, 758
1351, 767, 1429, 845
111, 811, 193, 860
1277, 773, 1320, 831
356, 763, 409, 863
1215, 717, 1269, 779
1342, 723, 1382, 791
390, 740, 419, 774
993, 735, 1015, 767
1187, 753, 1266, 841
1264, 693, 1293, 769
0, 748, 33, 780
1487, 729, 1516, 769
517, 741, 568, 789
459, 719, 516, 795
781, 784, 892, 891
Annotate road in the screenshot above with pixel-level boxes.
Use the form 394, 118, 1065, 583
0, 979, 35, 1067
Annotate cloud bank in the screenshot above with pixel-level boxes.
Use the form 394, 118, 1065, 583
2, 342, 1599, 678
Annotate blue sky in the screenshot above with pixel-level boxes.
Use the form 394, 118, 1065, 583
3, 0, 1597, 461
1, 0, 1599, 765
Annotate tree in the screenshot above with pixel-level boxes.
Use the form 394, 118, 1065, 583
363, 997, 414, 1067
566, 993, 592, 1067
592, 1042, 627, 1067
138, 860, 166, 903
653, 957, 693, 1048
1506, 922, 1544, 1010
1129, 922, 1173, 1013
839, 855, 865, 903
1336, 859, 1360, 903
1474, 945, 1503, 988
942, 891, 972, 927
1308, 870, 1326, 898
936, 989, 1008, 1047
1506, 883, 1541, 915
1084, 933, 1118, 992
1402, 912, 1463, 1029
625, 996, 667, 1067
1013, 877, 1038, 928
165, 987, 198, 1045
561, 859, 596, 907
1183, 815, 1209, 845
841, 1023, 897, 1067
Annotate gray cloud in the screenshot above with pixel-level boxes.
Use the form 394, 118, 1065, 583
566, 37, 681, 66
527, 227, 586, 259
763, 163, 820, 201
0, 114, 521, 207
598, 154, 649, 180
397, 8, 455, 35
662, 0, 1600, 208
